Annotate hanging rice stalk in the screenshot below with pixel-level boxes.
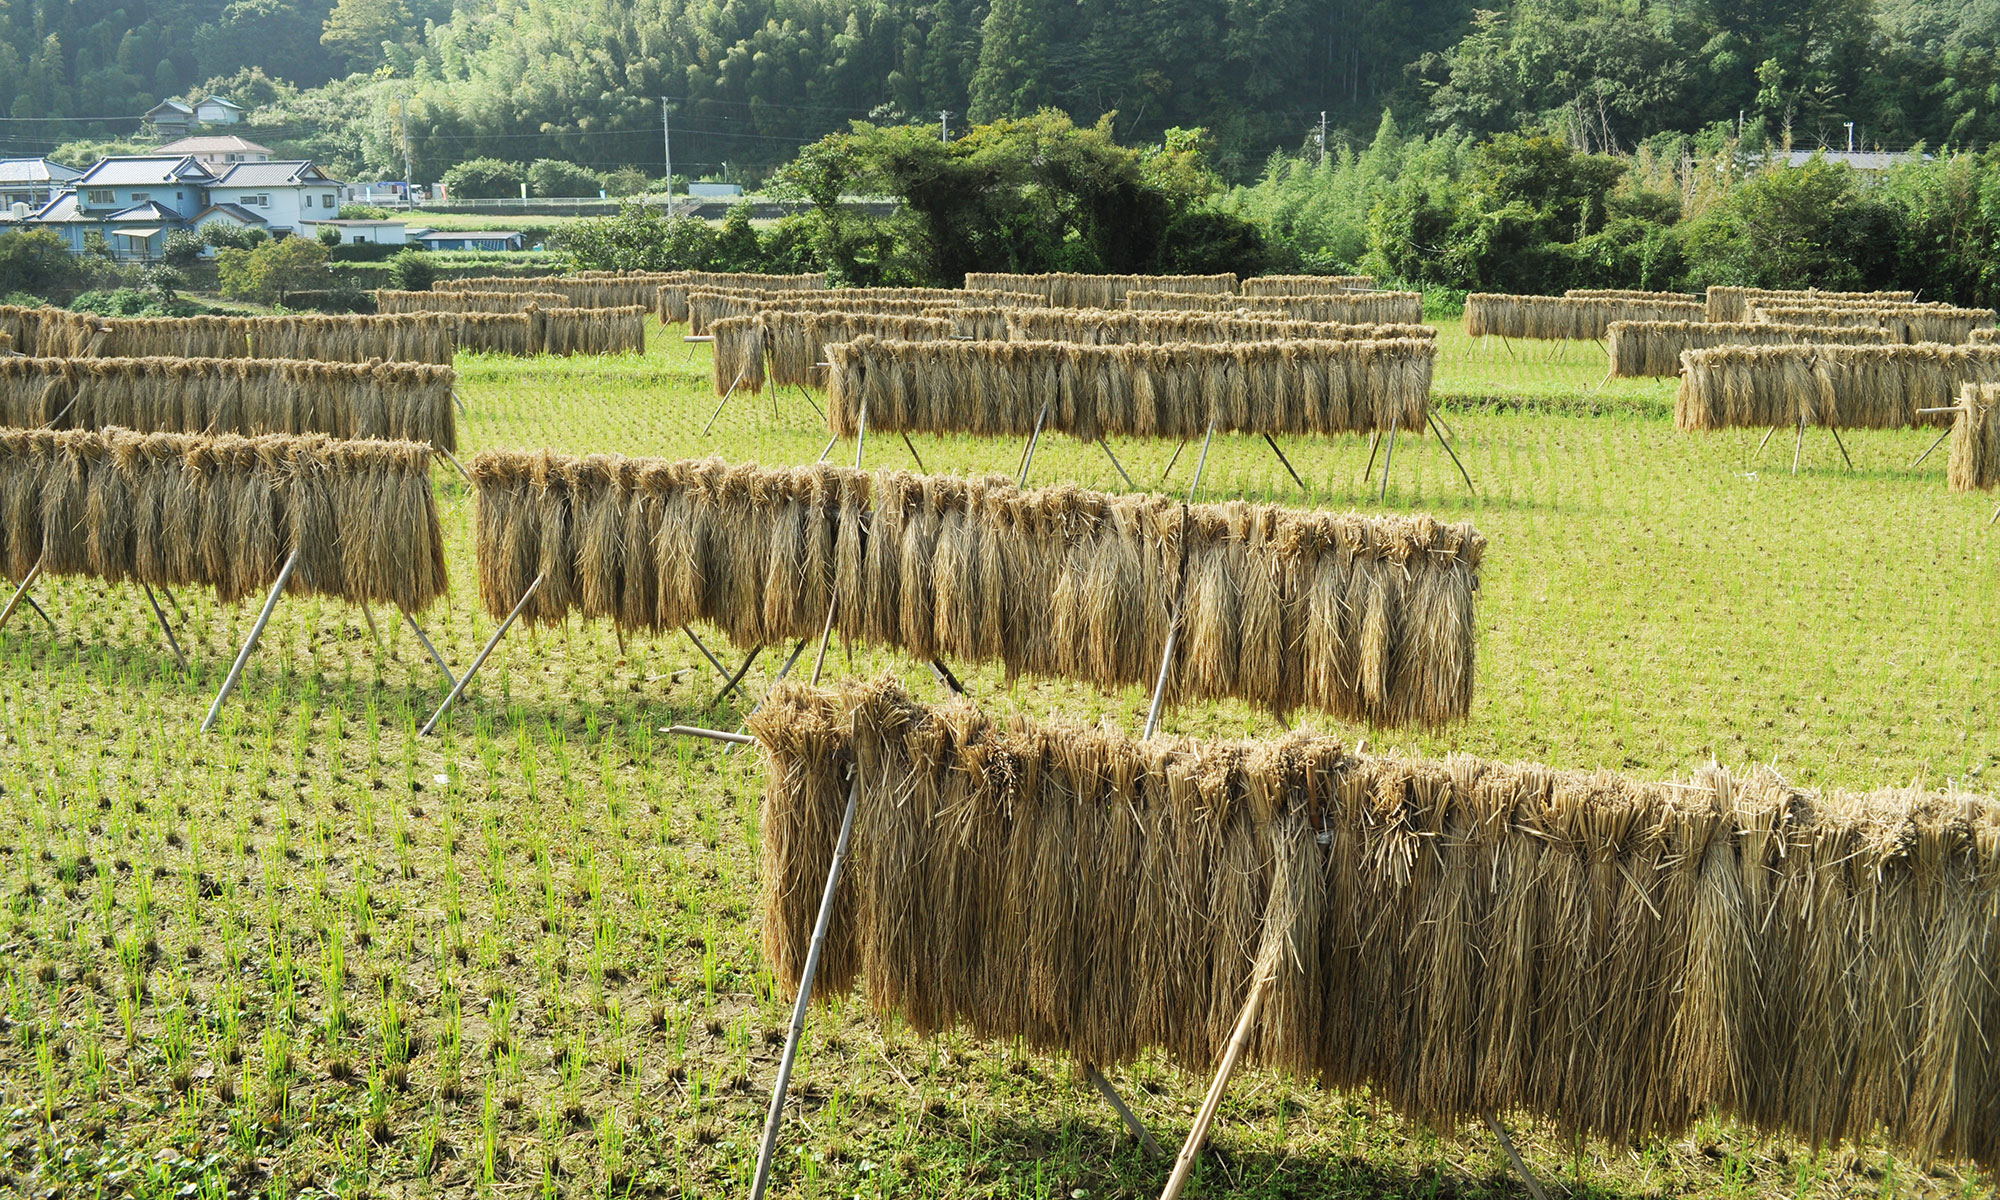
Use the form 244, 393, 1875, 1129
825, 335, 1433, 439
1565, 288, 1702, 301
376, 290, 567, 314
656, 272, 830, 322
538, 306, 647, 356
753, 678, 2000, 1172
454, 272, 686, 310
1127, 291, 1426, 324
1970, 328, 2000, 344
1949, 384, 1999, 491
1675, 343, 2000, 430
708, 316, 768, 395
0, 426, 447, 609
1706, 287, 1918, 322
1007, 308, 1434, 346
1239, 275, 1376, 295
469, 453, 1483, 723
963, 273, 1238, 309
763, 313, 958, 389
1750, 303, 1996, 345
450, 313, 540, 356
1464, 294, 1706, 340
1606, 321, 1893, 378
0, 355, 457, 449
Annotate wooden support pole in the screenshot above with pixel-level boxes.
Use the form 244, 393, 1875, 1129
749, 774, 862, 1200
1792, 415, 1806, 475
418, 573, 543, 736
201, 548, 301, 734
435, 448, 474, 485
901, 433, 927, 474
1827, 423, 1855, 472
1158, 437, 1189, 486
1485, 1111, 1550, 1200
1185, 421, 1215, 505
853, 402, 869, 470
682, 625, 753, 705
360, 603, 389, 656
810, 595, 839, 686
664, 725, 756, 745
710, 645, 763, 709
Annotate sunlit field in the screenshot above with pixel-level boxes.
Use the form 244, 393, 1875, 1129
0, 315, 1992, 1197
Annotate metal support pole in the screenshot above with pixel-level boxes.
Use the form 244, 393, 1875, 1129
1101, 440, 1135, 488
703, 369, 747, 436
749, 773, 862, 1200
0, 556, 47, 631
1084, 1065, 1165, 1158
1018, 402, 1050, 487
1428, 413, 1476, 494
418, 573, 543, 736
142, 583, 188, 671
1262, 434, 1306, 492
901, 433, 927, 474
1377, 414, 1399, 502
400, 607, 456, 689
854, 402, 869, 470
682, 625, 753, 704
200, 548, 300, 734
1157, 952, 1278, 1200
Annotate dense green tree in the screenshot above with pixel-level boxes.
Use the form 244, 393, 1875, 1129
441, 158, 525, 199
527, 159, 603, 198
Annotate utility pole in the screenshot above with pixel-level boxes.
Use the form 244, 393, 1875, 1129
940, 110, 951, 143
661, 96, 673, 213
1317, 111, 1327, 167
398, 93, 413, 209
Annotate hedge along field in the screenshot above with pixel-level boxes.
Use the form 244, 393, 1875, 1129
0, 313, 1994, 1200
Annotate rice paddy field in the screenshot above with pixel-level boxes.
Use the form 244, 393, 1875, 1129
1, 316, 1995, 1198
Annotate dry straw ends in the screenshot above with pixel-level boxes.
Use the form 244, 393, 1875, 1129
1950, 384, 1999, 491
1006, 308, 1435, 346
1706, 286, 1918, 322
0, 355, 458, 450
1238, 275, 1375, 295
1674, 343, 2000, 431
468, 453, 1483, 724
1750, 303, 1998, 345
1126, 290, 1425, 325
825, 335, 1435, 440
1606, 321, 1893, 378
753, 678, 2000, 1170
1464, 294, 1706, 340
963, 273, 1237, 308
0, 426, 447, 611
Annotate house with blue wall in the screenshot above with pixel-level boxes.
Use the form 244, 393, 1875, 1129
31, 156, 216, 260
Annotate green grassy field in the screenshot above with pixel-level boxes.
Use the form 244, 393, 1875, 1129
0, 318, 1993, 1198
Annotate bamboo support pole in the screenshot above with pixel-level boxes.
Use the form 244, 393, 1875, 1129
1084, 1065, 1165, 1158
1101, 440, 1136, 488
1377, 413, 1399, 501
1157, 950, 1279, 1200
142, 583, 187, 671
683, 626, 753, 704
0, 556, 46, 632
418, 572, 544, 736
1262, 434, 1306, 492
749, 773, 862, 1200
1428, 413, 1476, 493
400, 607, 456, 689
201, 548, 301, 734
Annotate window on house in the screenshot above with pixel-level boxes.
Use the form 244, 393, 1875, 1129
86, 190, 113, 204
303, 195, 313, 208
352, 235, 365, 244
130, 192, 150, 202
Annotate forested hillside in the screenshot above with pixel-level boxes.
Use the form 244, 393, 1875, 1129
3, 0, 1999, 181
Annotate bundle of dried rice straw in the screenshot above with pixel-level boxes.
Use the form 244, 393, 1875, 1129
0, 426, 446, 610
470, 453, 1483, 724
753, 678, 2000, 1170
1675, 343, 2000, 430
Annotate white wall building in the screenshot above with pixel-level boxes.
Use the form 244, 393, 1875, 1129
301, 218, 410, 245
204, 161, 341, 235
